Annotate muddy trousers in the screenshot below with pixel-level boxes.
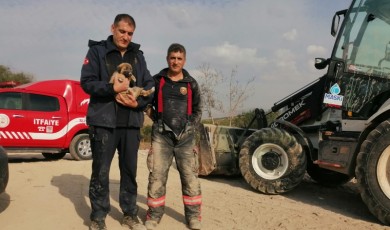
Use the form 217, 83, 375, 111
88, 126, 141, 221
146, 127, 201, 223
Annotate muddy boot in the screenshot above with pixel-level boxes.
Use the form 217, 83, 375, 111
122, 215, 146, 230
188, 218, 201, 230
89, 220, 107, 230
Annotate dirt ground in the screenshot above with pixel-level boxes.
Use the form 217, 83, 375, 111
0, 150, 389, 230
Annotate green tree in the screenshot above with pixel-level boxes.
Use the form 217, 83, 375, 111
0, 65, 34, 84
232, 109, 280, 129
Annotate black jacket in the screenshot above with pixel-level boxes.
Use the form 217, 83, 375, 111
152, 68, 202, 135
80, 36, 154, 128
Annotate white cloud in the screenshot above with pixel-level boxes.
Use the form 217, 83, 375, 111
165, 6, 195, 28
283, 29, 298, 41
307, 45, 327, 56
274, 49, 296, 61
199, 42, 268, 67
273, 49, 299, 76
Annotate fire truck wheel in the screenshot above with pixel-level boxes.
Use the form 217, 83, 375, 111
42, 152, 66, 160
307, 152, 352, 187
69, 133, 92, 161
239, 127, 306, 194
356, 119, 390, 225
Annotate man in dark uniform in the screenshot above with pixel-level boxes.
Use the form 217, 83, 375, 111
80, 14, 154, 230
145, 43, 202, 230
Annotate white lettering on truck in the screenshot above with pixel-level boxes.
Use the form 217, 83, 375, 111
1, 117, 85, 140
33, 119, 59, 126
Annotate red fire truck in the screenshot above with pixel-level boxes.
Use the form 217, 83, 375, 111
0, 79, 91, 160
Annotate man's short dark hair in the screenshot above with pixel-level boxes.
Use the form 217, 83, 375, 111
167, 43, 186, 57
114, 14, 136, 28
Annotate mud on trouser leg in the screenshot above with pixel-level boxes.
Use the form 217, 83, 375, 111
181, 173, 202, 222
180, 159, 202, 221
175, 136, 202, 222
146, 129, 174, 221
88, 126, 116, 220
183, 195, 202, 222
146, 195, 167, 222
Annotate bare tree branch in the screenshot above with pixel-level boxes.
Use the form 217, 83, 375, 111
195, 63, 224, 124
227, 66, 255, 126
195, 64, 256, 126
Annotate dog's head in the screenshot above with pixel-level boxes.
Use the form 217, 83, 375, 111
117, 63, 133, 79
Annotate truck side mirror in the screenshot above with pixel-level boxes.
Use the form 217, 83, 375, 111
331, 9, 347, 37
314, 58, 330, 70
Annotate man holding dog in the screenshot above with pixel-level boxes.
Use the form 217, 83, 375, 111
80, 14, 154, 230
145, 43, 203, 230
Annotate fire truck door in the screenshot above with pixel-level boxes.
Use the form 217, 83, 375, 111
24, 93, 68, 147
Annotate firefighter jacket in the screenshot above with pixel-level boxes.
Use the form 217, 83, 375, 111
80, 35, 154, 128
152, 68, 202, 136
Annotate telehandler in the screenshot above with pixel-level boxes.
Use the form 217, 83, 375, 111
196, 0, 390, 225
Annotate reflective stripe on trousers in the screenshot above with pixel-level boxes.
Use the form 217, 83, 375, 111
147, 196, 166, 208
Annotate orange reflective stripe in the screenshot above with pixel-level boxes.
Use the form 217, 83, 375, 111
182, 195, 202, 206
147, 196, 166, 208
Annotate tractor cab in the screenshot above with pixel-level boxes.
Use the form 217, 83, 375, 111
325, 0, 390, 118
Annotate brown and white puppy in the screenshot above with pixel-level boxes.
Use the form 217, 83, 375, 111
110, 63, 154, 98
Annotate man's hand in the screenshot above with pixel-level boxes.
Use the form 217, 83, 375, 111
115, 91, 138, 108
112, 72, 130, 93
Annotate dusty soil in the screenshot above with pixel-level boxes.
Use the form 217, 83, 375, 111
0, 150, 389, 230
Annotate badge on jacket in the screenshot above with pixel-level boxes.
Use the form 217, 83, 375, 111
180, 87, 187, 95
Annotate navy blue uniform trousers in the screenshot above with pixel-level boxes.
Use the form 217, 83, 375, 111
89, 126, 140, 221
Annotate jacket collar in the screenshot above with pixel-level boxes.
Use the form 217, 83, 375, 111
105, 35, 140, 54
157, 68, 192, 82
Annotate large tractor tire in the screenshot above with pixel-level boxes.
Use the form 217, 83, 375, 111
356, 119, 390, 225
69, 133, 92, 161
239, 128, 306, 194
307, 151, 352, 187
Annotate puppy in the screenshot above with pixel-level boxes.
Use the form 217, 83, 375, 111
110, 63, 155, 98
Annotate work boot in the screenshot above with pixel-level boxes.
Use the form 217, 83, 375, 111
122, 215, 146, 230
188, 218, 201, 230
144, 219, 158, 230
89, 220, 107, 230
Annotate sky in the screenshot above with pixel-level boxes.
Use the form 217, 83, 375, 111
0, 0, 351, 117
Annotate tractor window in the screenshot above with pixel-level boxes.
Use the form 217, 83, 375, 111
334, 0, 390, 78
